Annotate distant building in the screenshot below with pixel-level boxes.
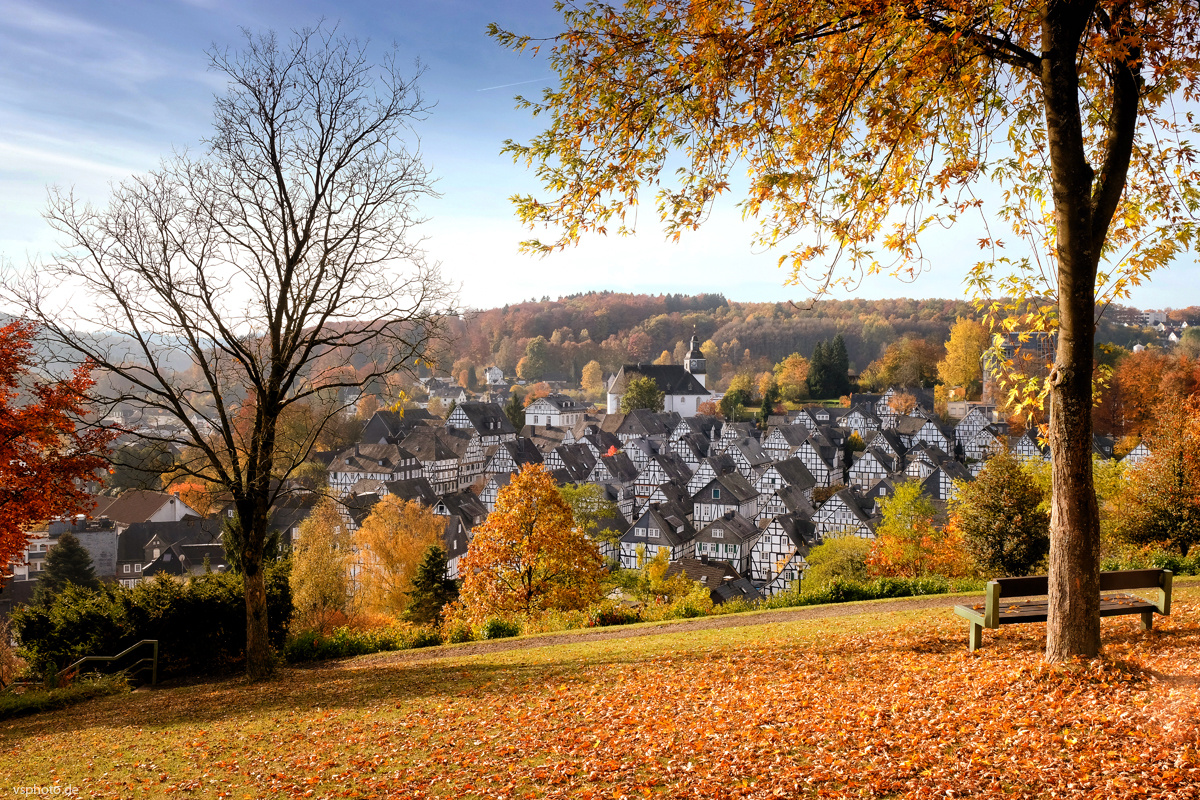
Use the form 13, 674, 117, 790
981, 331, 1056, 406
606, 333, 711, 417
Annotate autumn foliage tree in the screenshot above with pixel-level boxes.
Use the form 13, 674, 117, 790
937, 318, 990, 400
493, 0, 1200, 659
949, 451, 1051, 576
354, 496, 445, 616
456, 465, 604, 623
0, 321, 112, 570
290, 499, 354, 633
868, 481, 969, 579
1115, 396, 1200, 556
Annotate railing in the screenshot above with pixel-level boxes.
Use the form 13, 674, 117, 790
56, 639, 158, 686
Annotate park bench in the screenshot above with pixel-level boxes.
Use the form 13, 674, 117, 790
954, 569, 1173, 651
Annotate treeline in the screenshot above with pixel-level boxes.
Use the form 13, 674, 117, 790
433, 294, 984, 385
428, 293, 1158, 390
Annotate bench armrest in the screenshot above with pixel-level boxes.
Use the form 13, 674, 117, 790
984, 581, 1000, 629
1158, 570, 1173, 616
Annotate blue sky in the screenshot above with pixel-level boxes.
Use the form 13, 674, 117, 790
0, 0, 1194, 310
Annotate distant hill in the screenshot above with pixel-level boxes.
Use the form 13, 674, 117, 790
429, 293, 1156, 387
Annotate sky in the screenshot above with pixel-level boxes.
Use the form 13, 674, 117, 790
0, 0, 1195, 311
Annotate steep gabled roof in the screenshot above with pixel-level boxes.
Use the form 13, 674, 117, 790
772, 457, 818, 491
382, 477, 440, 506
699, 471, 760, 504
600, 451, 640, 484
608, 364, 709, 396
449, 401, 517, 437
616, 408, 674, 439
103, 490, 191, 527
329, 443, 417, 474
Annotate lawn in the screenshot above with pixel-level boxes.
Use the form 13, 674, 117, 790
3, 589, 1199, 799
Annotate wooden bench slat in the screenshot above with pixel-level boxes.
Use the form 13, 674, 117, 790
994, 575, 1049, 598
1099, 569, 1169, 592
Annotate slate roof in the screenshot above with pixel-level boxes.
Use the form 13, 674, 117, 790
664, 557, 743, 592
769, 512, 821, 553
522, 425, 569, 451
449, 401, 517, 437
501, 438, 544, 468
382, 477, 440, 506
769, 424, 811, 447
608, 364, 708, 396
401, 427, 471, 462
700, 472, 760, 504
771, 457, 818, 491
118, 518, 223, 564
329, 443, 417, 474
616, 408, 675, 439
599, 452, 640, 484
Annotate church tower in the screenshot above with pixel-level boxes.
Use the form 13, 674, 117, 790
684, 332, 706, 389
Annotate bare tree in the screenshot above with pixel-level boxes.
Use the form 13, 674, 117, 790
3, 25, 456, 679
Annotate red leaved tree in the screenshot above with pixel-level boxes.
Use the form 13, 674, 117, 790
0, 321, 113, 568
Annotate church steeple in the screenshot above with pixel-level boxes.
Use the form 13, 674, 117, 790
684, 328, 706, 388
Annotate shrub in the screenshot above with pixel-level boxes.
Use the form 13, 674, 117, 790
408, 628, 443, 648
480, 617, 521, 640
587, 602, 641, 628
1101, 545, 1200, 575
11, 563, 292, 680
443, 620, 476, 644
0, 673, 128, 721
802, 535, 872, 589
282, 623, 417, 663
0, 619, 26, 689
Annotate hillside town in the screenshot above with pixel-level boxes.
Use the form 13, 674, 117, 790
1, 327, 1160, 616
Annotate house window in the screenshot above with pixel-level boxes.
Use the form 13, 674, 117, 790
123, 564, 131, 573
135, 564, 142, 572
648, 528, 660, 539
712, 528, 724, 539
712, 488, 721, 499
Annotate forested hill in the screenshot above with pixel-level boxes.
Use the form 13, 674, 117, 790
434, 294, 975, 386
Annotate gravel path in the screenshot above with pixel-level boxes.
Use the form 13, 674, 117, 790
346, 594, 963, 669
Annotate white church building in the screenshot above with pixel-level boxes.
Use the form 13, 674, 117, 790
606, 333, 712, 417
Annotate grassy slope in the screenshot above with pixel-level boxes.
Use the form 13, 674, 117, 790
3, 591, 1199, 799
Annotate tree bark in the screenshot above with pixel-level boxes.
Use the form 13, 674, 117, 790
1042, 1, 1103, 661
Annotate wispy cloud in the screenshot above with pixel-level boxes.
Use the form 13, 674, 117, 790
476, 77, 549, 92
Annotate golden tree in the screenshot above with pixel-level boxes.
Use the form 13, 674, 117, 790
937, 318, 990, 400
354, 496, 446, 616
457, 464, 604, 623
492, 0, 1200, 659
291, 499, 354, 632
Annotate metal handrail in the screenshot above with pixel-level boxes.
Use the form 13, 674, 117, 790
56, 639, 158, 686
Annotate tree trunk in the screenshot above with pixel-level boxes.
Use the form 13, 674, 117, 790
1042, 2, 1103, 661
243, 558, 272, 680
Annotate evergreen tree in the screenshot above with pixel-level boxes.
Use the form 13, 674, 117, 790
405, 545, 459, 625
35, 531, 99, 605
807, 341, 831, 399
504, 391, 526, 430
830, 334, 851, 396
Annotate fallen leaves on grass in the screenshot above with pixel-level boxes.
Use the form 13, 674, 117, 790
5, 603, 1200, 799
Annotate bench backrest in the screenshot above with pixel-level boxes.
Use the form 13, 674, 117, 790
994, 568, 1167, 598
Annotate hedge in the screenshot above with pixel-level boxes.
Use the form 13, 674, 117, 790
10, 563, 292, 680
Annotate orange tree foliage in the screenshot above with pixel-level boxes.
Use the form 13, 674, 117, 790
0, 321, 112, 568
1116, 395, 1200, 555
456, 464, 603, 623
868, 481, 970, 578
492, 0, 1200, 661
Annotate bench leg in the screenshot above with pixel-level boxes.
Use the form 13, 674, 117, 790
968, 621, 983, 651
1141, 610, 1154, 631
